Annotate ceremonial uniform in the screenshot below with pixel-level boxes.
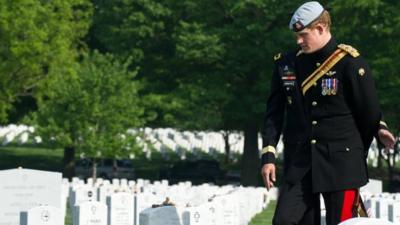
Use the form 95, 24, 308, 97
260, 2, 394, 225
261, 37, 386, 192
261, 38, 388, 225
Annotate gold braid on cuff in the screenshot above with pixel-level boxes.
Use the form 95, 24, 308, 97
380, 121, 388, 128
261, 146, 276, 156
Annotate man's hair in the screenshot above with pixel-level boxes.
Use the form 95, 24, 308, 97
308, 10, 331, 31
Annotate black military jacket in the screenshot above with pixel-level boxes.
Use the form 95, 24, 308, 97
261, 38, 384, 192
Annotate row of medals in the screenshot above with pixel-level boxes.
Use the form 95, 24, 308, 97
321, 78, 338, 96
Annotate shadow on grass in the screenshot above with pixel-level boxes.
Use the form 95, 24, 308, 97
0, 146, 63, 172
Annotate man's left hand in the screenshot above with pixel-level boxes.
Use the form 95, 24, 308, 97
378, 128, 396, 149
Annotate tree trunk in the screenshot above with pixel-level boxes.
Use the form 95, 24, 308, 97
241, 121, 260, 186
223, 131, 231, 163
63, 146, 75, 179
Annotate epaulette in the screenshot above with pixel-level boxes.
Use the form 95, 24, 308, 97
338, 44, 360, 57
273, 53, 282, 61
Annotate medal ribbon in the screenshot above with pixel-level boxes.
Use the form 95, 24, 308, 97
301, 48, 348, 95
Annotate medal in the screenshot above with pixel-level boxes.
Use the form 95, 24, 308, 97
327, 78, 332, 95
321, 79, 327, 96
331, 78, 338, 95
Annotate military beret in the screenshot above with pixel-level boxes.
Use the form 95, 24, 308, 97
289, 1, 325, 32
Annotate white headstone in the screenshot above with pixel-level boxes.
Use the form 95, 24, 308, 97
213, 195, 240, 225
134, 193, 158, 225
388, 201, 400, 223
338, 217, 396, 225
98, 185, 116, 203
0, 168, 62, 225
376, 198, 393, 220
364, 198, 376, 218
71, 186, 97, 207
107, 193, 134, 225
360, 179, 383, 195
20, 206, 63, 225
112, 179, 120, 187
74, 201, 107, 225
139, 206, 184, 225
182, 203, 214, 225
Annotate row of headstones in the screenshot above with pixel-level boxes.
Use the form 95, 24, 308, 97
363, 192, 400, 223
21, 176, 274, 225
5, 168, 398, 225
138, 128, 245, 155
319, 192, 400, 224
0, 124, 40, 145
2, 125, 397, 166
0, 124, 245, 154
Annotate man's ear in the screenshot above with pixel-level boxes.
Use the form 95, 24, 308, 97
316, 24, 327, 35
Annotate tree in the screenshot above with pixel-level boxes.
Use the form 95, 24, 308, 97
87, 0, 400, 186
163, 0, 303, 186
332, 0, 400, 187
0, 0, 92, 123
332, 0, 400, 128
29, 51, 147, 179
88, 0, 305, 186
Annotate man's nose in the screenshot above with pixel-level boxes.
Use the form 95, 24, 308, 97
296, 36, 303, 45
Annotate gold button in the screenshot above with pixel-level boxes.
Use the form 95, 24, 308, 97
316, 62, 321, 67
311, 139, 317, 144
346, 147, 350, 151
312, 101, 317, 106
312, 121, 318, 125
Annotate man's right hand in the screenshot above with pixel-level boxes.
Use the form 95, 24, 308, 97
261, 163, 276, 190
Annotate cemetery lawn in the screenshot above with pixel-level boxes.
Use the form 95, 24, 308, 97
0, 146, 397, 190
248, 201, 276, 225
0, 146, 63, 171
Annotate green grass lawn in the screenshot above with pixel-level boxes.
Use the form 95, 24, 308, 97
248, 201, 276, 225
0, 146, 64, 171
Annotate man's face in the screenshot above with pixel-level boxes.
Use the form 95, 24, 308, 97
295, 26, 324, 53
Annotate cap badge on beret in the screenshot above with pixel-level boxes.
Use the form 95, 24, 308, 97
294, 21, 304, 31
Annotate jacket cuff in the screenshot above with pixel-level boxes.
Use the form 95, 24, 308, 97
375, 121, 390, 148
260, 145, 276, 165
379, 121, 389, 130
261, 152, 276, 165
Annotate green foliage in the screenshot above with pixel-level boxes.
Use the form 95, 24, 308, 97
332, 0, 400, 132
0, 0, 92, 122
29, 51, 146, 159
90, 0, 171, 62
175, 21, 225, 64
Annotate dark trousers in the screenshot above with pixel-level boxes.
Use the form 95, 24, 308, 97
273, 173, 320, 225
273, 173, 359, 225
322, 189, 358, 225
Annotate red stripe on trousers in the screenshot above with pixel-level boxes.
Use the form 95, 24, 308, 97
340, 189, 357, 222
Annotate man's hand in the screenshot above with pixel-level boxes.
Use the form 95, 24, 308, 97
378, 128, 396, 149
261, 163, 276, 190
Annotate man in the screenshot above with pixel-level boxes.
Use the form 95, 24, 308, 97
260, 2, 396, 225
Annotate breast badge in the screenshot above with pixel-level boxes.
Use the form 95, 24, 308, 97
326, 71, 336, 76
